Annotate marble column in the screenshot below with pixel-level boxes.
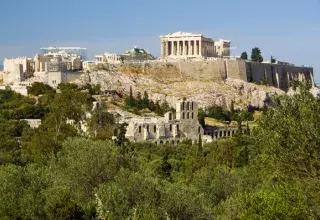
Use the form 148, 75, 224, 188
194, 41, 198, 56
177, 41, 180, 56
171, 41, 174, 56
199, 40, 202, 56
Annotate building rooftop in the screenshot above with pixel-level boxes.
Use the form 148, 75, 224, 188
40, 46, 87, 50
160, 31, 202, 37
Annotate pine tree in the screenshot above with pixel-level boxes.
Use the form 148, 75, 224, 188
136, 92, 143, 109
124, 86, 135, 109
142, 91, 149, 109
251, 47, 263, 62
240, 51, 248, 60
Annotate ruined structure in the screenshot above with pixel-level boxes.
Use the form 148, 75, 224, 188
94, 53, 123, 64
40, 46, 87, 61
118, 100, 207, 144
160, 31, 230, 59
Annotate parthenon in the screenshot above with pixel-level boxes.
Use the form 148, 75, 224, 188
160, 31, 231, 59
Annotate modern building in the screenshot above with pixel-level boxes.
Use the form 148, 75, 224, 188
159, 31, 231, 59
40, 46, 87, 60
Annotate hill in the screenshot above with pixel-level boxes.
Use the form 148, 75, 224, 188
76, 63, 284, 109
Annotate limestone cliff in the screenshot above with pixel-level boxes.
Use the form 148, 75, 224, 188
76, 67, 285, 109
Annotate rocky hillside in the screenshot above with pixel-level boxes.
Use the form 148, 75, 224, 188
75, 68, 285, 109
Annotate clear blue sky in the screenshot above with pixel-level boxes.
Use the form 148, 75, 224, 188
1, 0, 320, 82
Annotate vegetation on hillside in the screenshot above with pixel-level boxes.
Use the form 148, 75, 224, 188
0, 82, 319, 219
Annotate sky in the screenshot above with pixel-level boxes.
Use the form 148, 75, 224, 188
1, 0, 320, 82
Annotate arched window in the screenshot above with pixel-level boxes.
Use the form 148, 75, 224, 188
139, 126, 141, 133
169, 124, 172, 131
169, 113, 172, 121
177, 124, 179, 131
171, 140, 175, 145
191, 112, 194, 119
182, 112, 185, 119
187, 112, 189, 119
182, 102, 184, 110
191, 102, 194, 110
160, 140, 163, 145
186, 102, 189, 110
154, 125, 157, 132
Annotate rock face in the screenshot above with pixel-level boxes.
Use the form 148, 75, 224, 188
75, 70, 285, 109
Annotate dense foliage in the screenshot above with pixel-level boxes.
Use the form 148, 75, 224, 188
0, 82, 319, 219
124, 87, 171, 116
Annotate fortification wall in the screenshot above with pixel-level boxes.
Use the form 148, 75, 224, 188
116, 60, 313, 91
247, 62, 314, 90
225, 60, 247, 81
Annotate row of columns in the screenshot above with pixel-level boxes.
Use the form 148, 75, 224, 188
161, 39, 216, 57
167, 40, 202, 56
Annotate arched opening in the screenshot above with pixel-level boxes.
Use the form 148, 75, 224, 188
165, 141, 169, 144
186, 102, 189, 110
160, 140, 163, 145
169, 113, 172, 121
191, 112, 194, 119
191, 102, 194, 110
182, 102, 184, 110
187, 112, 189, 119
224, 131, 227, 136
182, 112, 185, 119
139, 126, 141, 133
171, 140, 175, 145
220, 131, 223, 137
169, 124, 172, 132
177, 124, 179, 131
154, 125, 157, 132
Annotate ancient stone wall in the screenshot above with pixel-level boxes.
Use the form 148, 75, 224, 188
247, 62, 314, 90
116, 60, 313, 91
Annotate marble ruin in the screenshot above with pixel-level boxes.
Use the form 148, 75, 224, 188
160, 31, 231, 59
117, 100, 209, 144
2, 49, 84, 91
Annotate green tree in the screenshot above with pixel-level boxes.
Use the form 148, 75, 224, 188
136, 92, 143, 109
27, 82, 55, 96
198, 108, 206, 127
114, 123, 129, 152
142, 91, 150, 109
52, 138, 120, 207
271, 55, 276, 63
240, 51, 248, 60
251, 47, 263, 62
87, 102, 114, 139
124, 86, 135, 109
